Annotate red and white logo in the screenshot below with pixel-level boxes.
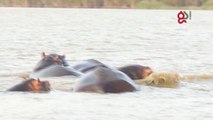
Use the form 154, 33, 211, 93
177, 11, 191, 24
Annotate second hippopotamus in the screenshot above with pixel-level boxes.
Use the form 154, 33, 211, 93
30, 52, 82, 78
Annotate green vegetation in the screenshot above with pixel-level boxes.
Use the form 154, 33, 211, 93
0, 0, 140, 8
137, 0, 171, 9
137, 0, 213, 10
0, 0, 212, 9
202, 0, 213, 9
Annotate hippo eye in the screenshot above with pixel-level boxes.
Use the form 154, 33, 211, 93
46, 57, 53, 61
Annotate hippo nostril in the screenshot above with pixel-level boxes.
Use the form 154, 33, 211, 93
42, 81, 51, 91
45, 87, 51, 91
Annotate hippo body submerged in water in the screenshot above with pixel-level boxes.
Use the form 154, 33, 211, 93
72, 59, 152, 79
72, 59, 112, 73
73, 67, 140, 93
8, 78, 50, 92
118, 65, 153, 80
30, 53, 82, 78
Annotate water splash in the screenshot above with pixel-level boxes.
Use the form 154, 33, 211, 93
135, 73, 180, 88
135, 73, 213, 88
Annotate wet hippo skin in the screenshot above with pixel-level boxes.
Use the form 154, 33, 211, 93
73, 67, 140, 93
72, 59, 110, 73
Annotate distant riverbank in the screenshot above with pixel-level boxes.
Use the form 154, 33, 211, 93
0, 0, 212, 9
137, 0, 213, 10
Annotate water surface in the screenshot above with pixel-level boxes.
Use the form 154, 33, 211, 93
0, 8, 213, 120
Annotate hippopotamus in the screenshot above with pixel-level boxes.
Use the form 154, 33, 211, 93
73, 67, 140, 93
33, 52, 69, 72
118, 65, 153, 80
8, 78, 51, 92
30, 52, 82, 78
72, 59, 115, 73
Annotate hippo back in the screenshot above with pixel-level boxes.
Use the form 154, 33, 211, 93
72, 59, 109, 73
73, 67, 140, 93
31, 65, 83, 78
8, 80, 30, 91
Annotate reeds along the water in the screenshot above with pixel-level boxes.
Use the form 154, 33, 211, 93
135, 73, 213, 88
0, 0, 212, 9
0, 0, 140, 8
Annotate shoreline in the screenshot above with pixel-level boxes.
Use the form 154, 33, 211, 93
0, 0, 212, 10
0, 7, 212, 11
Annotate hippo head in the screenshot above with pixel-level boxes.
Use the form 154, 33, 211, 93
27, 78, 51, 91
8, 78, 51, 92
141, 66, 153, 79
118, 65, 153, 80
33, 52, 69, 72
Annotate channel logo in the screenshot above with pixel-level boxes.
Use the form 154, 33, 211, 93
177, 11, 191, 24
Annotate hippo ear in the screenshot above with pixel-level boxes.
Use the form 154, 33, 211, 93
41, 52, 46, 58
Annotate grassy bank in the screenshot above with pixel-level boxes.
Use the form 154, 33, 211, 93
0, 0, 212, 9
137, 0, 213, 10
0, 0, 140, 8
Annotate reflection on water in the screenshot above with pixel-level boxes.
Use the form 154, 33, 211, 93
0, 8, 213, 120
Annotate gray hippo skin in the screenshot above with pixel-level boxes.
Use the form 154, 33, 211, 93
72, 59, 106, 73
31, 65, 83, 78
72, 59, 114, 73
73, 67, 140, 93
30, 52, 82, 78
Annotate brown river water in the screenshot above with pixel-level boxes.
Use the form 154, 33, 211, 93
0, 8, 213, 120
